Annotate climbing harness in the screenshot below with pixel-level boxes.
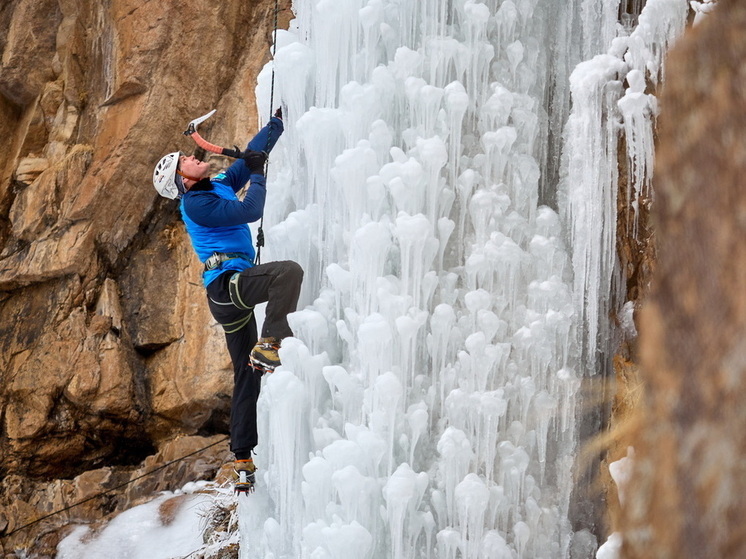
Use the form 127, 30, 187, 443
218, 310, 254, 335
228, 272, 254, 311
209, 273, 256, 334
204, 252, 252, 272
206, 271, 256, 334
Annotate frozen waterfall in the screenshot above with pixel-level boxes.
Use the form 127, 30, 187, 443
241, 0, 689, 558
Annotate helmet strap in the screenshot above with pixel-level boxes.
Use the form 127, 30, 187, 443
176, 169, 203, 184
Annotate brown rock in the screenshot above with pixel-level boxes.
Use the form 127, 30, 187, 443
0, 0, 290, 552
147, 332, 233, 439
622, 1, 746, 557
9, 168, 57, 241
0, 221, 94, 288
0, 0, 62, 106
118, 223, 233, 439
15, 157, 49, 182
119, 224, 194, 350
124, 435, 231, 505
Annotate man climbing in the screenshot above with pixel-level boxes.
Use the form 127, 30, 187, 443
152, 109, 303, 492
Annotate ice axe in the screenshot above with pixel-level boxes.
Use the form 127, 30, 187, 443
183, 109, 243, 159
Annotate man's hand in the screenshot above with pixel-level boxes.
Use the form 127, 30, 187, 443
242, 150, 268, 175
274, 107, 282, 120
222, 145, 243, 159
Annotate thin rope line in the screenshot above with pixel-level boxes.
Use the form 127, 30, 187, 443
1, 436, 229, 539
256, 0, 281, 266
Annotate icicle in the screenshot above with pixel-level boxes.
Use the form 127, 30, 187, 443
324, 520, 374, 559
382, 464, 429, 559
373, 371, 404, 475
617, 69, 656, 237
481, 530, 513, 559
444, 81, 470, 184
437, 427, 474, 524
455, 473, 491, 559
562, 53, 626, 368
436, 527, 462, 559
349, 220, 393, 316
533, 390, 558, 481
302, 456, 335, 522
323, 365, 365, 426
407, 403, 429, 467
258, 369, 311, 554
514, 520, 531, 559
394, 212, 438, 307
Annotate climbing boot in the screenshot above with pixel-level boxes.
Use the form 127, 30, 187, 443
250, 337, 281, 372
233, 458, 256, 493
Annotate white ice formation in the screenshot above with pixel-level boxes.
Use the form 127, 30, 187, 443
243, 0, 690, 558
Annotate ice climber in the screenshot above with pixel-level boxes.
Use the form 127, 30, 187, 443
152, 109, 303, 492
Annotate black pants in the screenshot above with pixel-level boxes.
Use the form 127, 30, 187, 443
206, 260, 303, 457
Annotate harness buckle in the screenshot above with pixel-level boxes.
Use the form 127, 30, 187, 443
204, 252, 249, 272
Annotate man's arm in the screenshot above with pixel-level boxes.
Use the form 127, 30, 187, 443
215, 116, 284, 193
183, 175, 267, 227
246, 115, 284, 153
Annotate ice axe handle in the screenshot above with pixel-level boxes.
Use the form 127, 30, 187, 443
182, 110, 242, 158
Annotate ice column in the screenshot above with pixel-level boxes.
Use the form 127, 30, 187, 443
560, 0, 687, 368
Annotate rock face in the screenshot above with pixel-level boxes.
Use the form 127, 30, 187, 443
621, 1, 746, 557
0, 0, 287, 553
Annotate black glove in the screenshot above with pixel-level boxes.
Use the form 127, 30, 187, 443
222, 145, 243, 159
242, 150, 267, 175
274, 107, 283, 120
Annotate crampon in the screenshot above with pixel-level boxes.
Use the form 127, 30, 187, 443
234, 473, 255, 494
250, 360, 277, 375
234, 459, 256, 494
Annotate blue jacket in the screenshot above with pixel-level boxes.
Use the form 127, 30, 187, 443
180, 117, 283, 287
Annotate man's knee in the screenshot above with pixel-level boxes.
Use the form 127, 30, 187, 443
283, 260, 304, 284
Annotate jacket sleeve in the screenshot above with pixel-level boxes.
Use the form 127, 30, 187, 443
246, 116, 284, 153
183, 176, 267, 227
213, 117, 285, 193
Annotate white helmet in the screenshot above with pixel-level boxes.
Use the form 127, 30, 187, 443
153, 151, 183, 199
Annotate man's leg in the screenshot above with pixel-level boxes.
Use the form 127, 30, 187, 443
222, 319, 261, 458
232, 260, 304, 340
207, 278, 262, 458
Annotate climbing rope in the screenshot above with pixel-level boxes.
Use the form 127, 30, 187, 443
0, 436, 229, 540
255, 0, 281, 266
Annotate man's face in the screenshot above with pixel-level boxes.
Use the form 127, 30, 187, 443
179, 154, 210, 180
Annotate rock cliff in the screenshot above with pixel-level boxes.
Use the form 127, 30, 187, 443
0, 0, 288, 554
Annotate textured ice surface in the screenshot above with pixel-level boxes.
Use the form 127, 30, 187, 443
239, 0, 688, 558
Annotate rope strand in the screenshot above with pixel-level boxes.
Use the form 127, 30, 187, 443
255, 0, 281, 266
1, 436, 229, 539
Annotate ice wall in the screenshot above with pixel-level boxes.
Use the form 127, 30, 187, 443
559, 0, 687, 369
242, 0, 687, 558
